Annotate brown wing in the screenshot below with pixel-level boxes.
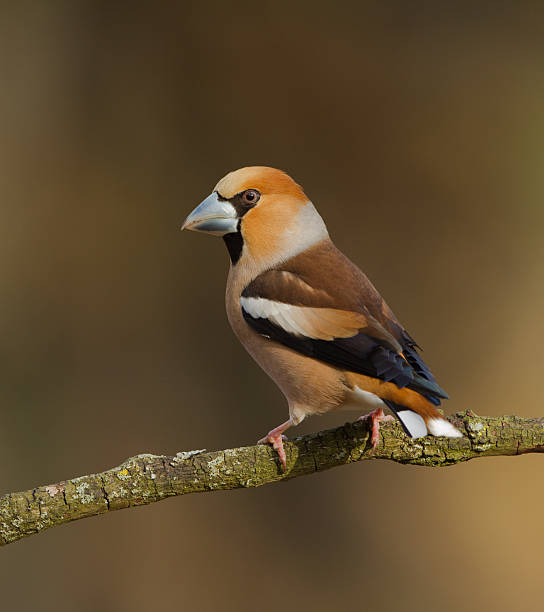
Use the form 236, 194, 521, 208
241, 240, 448, 400
247, 240, 402, 329
253, 239, 446, 398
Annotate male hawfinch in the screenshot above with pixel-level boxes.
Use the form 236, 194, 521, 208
182, 167, 462, 469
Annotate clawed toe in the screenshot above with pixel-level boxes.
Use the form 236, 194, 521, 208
257, 433, 287, 445
258, 432, 287, 470
356, 407, 393, 448
257, 420, 293, 471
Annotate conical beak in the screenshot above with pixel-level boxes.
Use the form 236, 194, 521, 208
181, 192, 238, 236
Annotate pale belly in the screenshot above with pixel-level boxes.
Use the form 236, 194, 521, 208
226, 293, 387, 424
224, 267, 386, 425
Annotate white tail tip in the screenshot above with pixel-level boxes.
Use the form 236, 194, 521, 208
427, 417, 463, 438
396, 410, 428, 438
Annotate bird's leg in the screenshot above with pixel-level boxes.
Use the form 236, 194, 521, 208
258, 419, 293, 470
356, 407, 394, 448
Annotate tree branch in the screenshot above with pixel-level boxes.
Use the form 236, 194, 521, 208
2, 410, 543, 546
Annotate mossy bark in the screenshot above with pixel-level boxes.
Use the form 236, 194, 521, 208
1, 410, 543, 547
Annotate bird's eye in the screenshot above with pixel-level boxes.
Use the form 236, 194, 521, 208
242, 189, 260, 205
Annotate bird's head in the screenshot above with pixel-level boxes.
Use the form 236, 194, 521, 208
182, 166, 328, 265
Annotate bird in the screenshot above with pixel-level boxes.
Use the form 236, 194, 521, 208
181, 166, 462, 469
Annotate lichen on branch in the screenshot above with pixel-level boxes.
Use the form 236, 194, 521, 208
1, 410, 543, 547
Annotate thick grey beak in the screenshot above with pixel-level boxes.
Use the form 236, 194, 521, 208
181, 192, 238, 236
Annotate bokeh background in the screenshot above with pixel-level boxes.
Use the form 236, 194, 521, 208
1, 2, 543, 610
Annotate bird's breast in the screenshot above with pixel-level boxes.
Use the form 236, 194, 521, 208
225, 266, 348, 415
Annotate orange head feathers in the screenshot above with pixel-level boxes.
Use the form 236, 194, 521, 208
182, 166, 328, 266
214, 166, 307, 201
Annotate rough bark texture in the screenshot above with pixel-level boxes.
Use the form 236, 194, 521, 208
2, 410, 543, 547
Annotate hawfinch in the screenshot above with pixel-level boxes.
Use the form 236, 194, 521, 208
182, 167, 462, 469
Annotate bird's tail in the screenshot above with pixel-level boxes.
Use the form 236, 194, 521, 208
383, 399, 462, 439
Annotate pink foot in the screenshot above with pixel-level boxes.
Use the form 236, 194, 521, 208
257, 419, 292, 470
356, 407, 394, 448
258, 432, 288, 470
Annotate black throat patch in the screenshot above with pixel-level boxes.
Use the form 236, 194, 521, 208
223, 231, 244, 265
217, 190, 256, 265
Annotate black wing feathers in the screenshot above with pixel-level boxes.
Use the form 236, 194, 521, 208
241, 241, 448, 404
242, 311, 447, 400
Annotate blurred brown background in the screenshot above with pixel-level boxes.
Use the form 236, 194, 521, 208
1, 2, 543, 610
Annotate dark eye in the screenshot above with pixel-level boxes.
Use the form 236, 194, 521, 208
242, 189, 260, 205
